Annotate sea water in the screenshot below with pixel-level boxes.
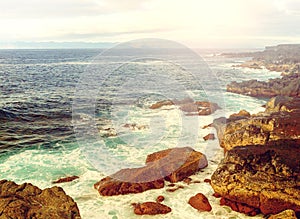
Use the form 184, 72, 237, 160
0, 48, 282, 219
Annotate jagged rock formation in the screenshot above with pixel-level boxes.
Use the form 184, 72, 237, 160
223, 44, 300, 75
212, 96, 300, 151
0, 180, 81, 219
94, 147, 207, 196
150, 98, 221, 115
211, 142, 300, 215
227, 73, 300, 98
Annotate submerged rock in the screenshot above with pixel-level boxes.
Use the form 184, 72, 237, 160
188, 193, 212, 212
211, 142, 300, 216
52, 176, 79, 184
0, 180, 81, 219
149, 98, 221, 115
94, 147, 208, 196
132, 202, 171, 215
203, 133, 215, 141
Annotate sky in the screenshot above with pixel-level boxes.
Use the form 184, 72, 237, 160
0, 0, 300, 48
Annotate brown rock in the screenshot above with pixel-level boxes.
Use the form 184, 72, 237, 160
94, 147, 207, 196
145, 147, 208, 183
94, 169, 165, 196
229, 109, 251, 119
156, 195, 165, 203
211, 142, 300, 216
203, 133, 215, 141
52, 176, 79, 184
150, 100, 174, 109
213, 97, 300, 151
166, 185, 184, 192
0, 180, 80, 219
188, 193, 212, 212
213, 193, 221, 198
268, 209, 297, 219
133, 202, 171, 215
220, 197, 260, 216
204, 179, 211, 184
183, 177, 192, 184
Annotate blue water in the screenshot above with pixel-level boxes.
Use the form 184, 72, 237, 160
0, 47, 282, 219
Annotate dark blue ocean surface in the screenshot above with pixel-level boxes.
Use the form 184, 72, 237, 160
0, 48, 280, 154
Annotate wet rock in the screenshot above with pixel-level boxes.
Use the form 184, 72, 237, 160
145, 147, 208, 183
227, 74, 300, 98
204, 179, 211, 184
132, 202, 171, 215
149, 100, 174, 109
94, 169, 165, 196
123, 123, 148, 130
188, 193, 212, 212
52, 176, 79, 184
229, 110, 251, 119
211, 142, 300, 215
203, 133, 215, 141
150, 99, 221, 115
94, 147, 207, 196
268, 209, 297, 219
213, 97, 300, 151
0, 180, 81, 219
220, 197, 260, 216
166, 185, 184, 192
156, 195, 165, 203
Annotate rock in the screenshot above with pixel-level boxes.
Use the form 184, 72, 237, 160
149, 100, 174, 109
229, 110, 251, 119
123, 123, 148, 130
204, 179, 211, 184
203, 133, 215, 141
183, 177, 192, 184
150, 99, 221, 115
166, 185, 184, 192
226, 73, 300, 98
213, 97, 300, 151
145, 147, 208, 183
94, 169, 165, 196
156, 195, 165, 203
188, 193, 212, 212
211, 142, 300, 216
220, 197, 260, 216
0, 180, 81, 219
132, 202, 171, 215
94, 147, 207, 196
268, 209, 297, 219
52, 176, 79, 184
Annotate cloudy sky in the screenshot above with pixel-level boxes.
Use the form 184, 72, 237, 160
1, 0, 300, 48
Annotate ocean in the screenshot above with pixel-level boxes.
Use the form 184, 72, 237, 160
0, 43, 282, 218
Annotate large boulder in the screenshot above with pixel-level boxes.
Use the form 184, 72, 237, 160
211, 141, 300, 216
0, 180, 81, 219
94, 147, 208, 196
212, 97, 300, 151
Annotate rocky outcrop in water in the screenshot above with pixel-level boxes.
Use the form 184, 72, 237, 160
150, 98, 221, 115
223, 44, 300, 75
132, 202, 172, 215
94, 147, 208, 196
52, 176, 79, 184
227, 73, 300, 98
188, 193, 212, 212
0, 180, 81, 219
212, 96, 300, 151
211, 142, 300, 216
